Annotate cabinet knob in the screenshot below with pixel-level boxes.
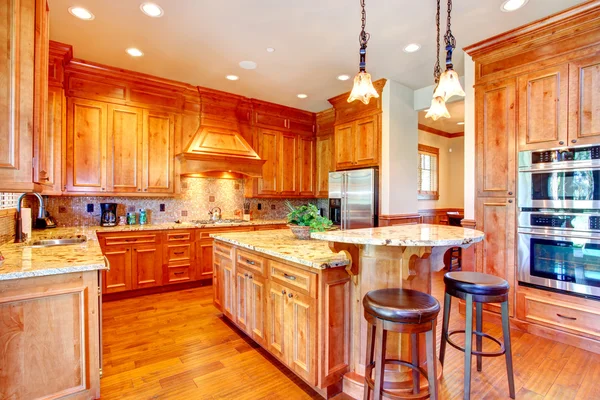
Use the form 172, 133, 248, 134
508, 192, 513, 196
137, 188, 141, 192
244, 273, 248, 277
571, 139, 578, 144
559, 141, 565, 145
102, 188, 106, 191
288, 293, 293, 298
249, 275, 253, 280
144, 188, 148, 192
281, 290, 286, 295
508, 199, 513, 204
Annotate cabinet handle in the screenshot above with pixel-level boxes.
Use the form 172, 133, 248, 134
174, 271, 185, 275
137, 188, 141, 192
571, 139, 578, 144
281, 290, 286, 295
102, 188, 106, 191
508, 200, 513, 204
244, 273, 248, 277
174, 251, 185, 255
144, 188, 148, 192
40, 177, 50, 181
508, 192, 513, 196
125, 238, 137, 242
288, 293, 293, 298
249, 275, 253, 280
557, 313, 576, 321
172, 235, 186, 239
245, 259, 256, 265
283, 273, 296, 281
559, 141, 565, 145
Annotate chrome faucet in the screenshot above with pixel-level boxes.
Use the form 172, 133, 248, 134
208, 207, 222, 222
14, 192, 45, 243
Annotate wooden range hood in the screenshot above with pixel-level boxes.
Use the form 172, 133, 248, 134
177, 88, 265, 178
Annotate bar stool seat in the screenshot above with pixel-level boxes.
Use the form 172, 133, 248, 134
444, 271, 509, 297
363, 289, 440, 400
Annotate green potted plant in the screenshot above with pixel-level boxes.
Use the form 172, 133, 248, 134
286, 202, 333, 240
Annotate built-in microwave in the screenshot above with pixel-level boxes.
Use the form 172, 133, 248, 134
518, 146, 600, 209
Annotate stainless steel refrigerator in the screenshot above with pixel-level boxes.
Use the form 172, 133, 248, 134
328, 168, 378, 230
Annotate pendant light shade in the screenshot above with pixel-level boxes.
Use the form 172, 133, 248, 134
348, 71, 379, 105
347, 0, 379, 104
425, 96, 450, 121
433, 69, 465, 101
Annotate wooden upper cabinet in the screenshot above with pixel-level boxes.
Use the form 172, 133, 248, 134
518, 64, 569, 150
335, 122, 355, 170
142, 110, 175, 193
257, 129, 279, 196
33, 0, 50, 188
569, 55, 600, 146
476, 78, 516, 198
354, 116, 379, 167
279, 133, 298, 196
36, 85, 64, 193
298, 136, 316, 197
316, 134, 333, 198
107, 105, 143, 193
0, 0, 41, 191
66, 98, 108, 193
256, 111, 288, 131
475, 198, 516, 317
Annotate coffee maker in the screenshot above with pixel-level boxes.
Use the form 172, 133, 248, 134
100, 203, 118, 227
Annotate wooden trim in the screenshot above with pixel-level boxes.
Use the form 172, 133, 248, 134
460, 218, 477, 229
378, 214, 422, 226
102, 279, 209, 301
418, 124, 464, 138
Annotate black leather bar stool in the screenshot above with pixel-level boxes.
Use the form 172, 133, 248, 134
363, 288, 440, 400
439, 272, 515, 400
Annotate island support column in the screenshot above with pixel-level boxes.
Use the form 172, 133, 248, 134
330, 242, 449, 399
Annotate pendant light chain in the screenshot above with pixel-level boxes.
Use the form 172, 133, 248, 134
358, 0, 371, 72
444, 0, 456, 48
433, 0, 442, 82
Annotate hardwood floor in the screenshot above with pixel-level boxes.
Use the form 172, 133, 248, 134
101, 271, 600, 399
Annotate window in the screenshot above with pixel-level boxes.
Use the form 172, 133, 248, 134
418, 144, 439, 200
0, 193, 20, 211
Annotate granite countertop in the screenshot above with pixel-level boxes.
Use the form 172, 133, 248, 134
311, 224, 485, 247
0, 220, 286, 281
211, 230, 349, 270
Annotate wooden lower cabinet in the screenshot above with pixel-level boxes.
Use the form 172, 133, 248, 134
132, 244, 162, 288
196, 238, 215, 279
214, 241, 349, 392
103, 245, 132, 293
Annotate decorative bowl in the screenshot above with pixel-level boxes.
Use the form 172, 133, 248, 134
288, 224, 311, 240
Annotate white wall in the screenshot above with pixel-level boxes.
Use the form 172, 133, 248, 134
413, 76, 466, 111
381, 80, 419, 215
463, 54, 476, 220
418, 131, 464, 210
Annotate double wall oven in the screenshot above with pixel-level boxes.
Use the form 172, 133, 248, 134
517, 145, 600, 298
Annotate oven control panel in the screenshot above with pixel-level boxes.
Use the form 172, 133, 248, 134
528, 214, 600, 231
531, 146, 600, 164
590, 216, 600, 230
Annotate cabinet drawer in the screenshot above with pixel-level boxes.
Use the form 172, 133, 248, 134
165, 230, 193, 243
102, 233, 159, 246
165, 243, 193, 263
517, 292, 600, 340
214, 241, 233, 259
236, 249, 266, 277
165, 264, 193, 284
269, 260, 317, 298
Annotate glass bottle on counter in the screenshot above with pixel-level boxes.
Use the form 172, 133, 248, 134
139, 209, 147, 225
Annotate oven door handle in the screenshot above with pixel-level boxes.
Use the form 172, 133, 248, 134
519, 165, 600, 173
518, 230, 600, 243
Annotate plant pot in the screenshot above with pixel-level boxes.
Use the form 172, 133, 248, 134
288, 224, 311, 240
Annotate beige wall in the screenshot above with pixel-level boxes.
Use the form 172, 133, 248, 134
418, 130, 464, 210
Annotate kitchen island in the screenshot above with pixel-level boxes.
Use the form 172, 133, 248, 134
311, 224, 485, 398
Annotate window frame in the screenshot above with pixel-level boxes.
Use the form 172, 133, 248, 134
417, 144, 440, 200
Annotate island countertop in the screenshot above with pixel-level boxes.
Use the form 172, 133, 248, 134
311, 224, 485, 247
211, 230, 349, 269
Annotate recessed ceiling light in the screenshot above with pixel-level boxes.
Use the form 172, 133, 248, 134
239, 61, 257, 70
457, 122, 465, 125
68, 6, 95, 20
226, 75, 239, 81
297, 94, 308, 99
337, 74, 350, 81
126, 48, 144, 57
501, 0, 529, 12
266, 47, 275, 53
403, 43, 421, 53
140, 2, 164, 17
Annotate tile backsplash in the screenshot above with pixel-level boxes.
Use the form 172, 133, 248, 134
0, 211, 15, 246
39, 178, 329, 227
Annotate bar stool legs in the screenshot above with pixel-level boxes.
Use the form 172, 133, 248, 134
373, 319, 388, 400
502, 301, 516, 399
463, 294, 474, 399
476, 302, 483, 372
426, 327, 438, 400
364, 322, 375, 400
439, 292, 451, 366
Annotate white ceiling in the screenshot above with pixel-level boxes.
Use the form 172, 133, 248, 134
48, 0, 586, 112
419, 100, 465, 134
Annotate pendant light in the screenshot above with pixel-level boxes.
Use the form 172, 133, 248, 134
426, 0, 450, 121
347, 0, 379, 105
433, 0, 465, 101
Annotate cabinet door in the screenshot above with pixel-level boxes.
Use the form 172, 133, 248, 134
213, 255, 223, 311
107, 105, 143, 193
279, 132, 298, 196
235, 265, 250, 334
132, 244, 162, 289
298, 135, 316, 197
66, 98, 108, 193
142, 110, 174, 194
36, 86, 63, 193
103, 246, 132, 293
258, 129, 279, 196
221, 255, 235, 320
316, 134, 333, 198
335, 122, 355, 170
476, 78, 516, 198
286, 290, 317, 384
33, 0, 50, 188
267, 281, 288, 362
518, 64, 568, 150
355, 116, 379, 167
196, 238, 214, 280
569, 55, 600, 146
475, 198, 516, 317
249, 273, 267, 348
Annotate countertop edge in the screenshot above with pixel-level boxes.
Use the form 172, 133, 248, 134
0, 263, 108, 281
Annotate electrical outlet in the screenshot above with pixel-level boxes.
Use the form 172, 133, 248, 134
159, 204, 165, 212
271, 204, 276, 210
127, 206, 135, 212
181, 210, 188, 217
58, 206, 67, 213
209, 196, 215, 202
86, 204, 94, 213
181, 181, 188, 189
257, 203, 262, 210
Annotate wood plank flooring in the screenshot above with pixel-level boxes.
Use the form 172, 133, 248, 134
101, 271, 600, 399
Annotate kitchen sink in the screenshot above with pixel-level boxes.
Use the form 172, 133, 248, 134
28, 236, 87, 248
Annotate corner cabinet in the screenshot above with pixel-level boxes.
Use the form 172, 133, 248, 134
568, 54, 600, 146
334, 115, 379, 170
